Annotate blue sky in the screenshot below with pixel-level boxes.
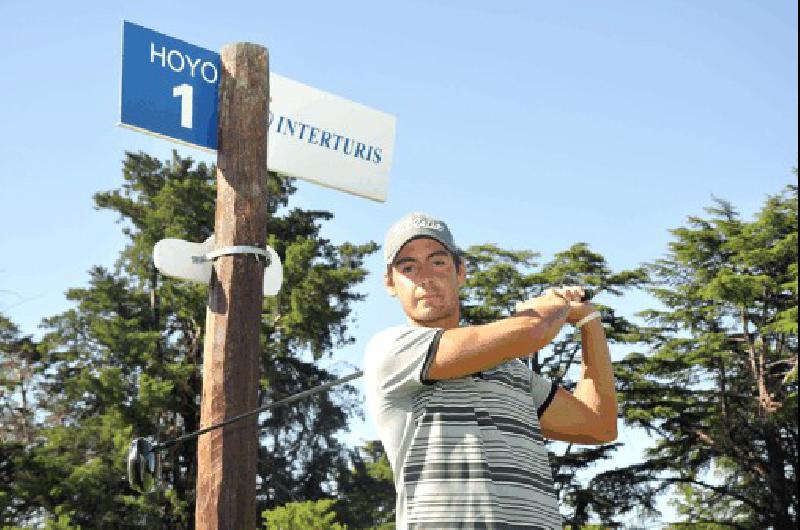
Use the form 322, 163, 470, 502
0, 0, 796, 525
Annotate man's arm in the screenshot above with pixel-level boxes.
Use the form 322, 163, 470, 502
539, 318, 618, 444
426, 290, 571, 381
428, 285, 618, 444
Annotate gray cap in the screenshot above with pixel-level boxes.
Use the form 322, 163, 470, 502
384, 212, 459, 265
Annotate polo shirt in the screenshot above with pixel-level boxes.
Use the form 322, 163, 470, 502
364, 325, 562, 529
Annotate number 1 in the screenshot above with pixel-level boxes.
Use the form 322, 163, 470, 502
173, 84, 193, 129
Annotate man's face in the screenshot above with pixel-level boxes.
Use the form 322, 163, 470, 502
384, 237, 466, 329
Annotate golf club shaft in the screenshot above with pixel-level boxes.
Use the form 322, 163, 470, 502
155, 370, 364, 451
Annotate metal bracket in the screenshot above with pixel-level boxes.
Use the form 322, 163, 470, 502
192, 245, 271, 266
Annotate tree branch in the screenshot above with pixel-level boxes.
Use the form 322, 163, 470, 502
665, 477, 762, 511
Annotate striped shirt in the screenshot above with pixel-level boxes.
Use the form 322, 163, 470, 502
364, 326, 561, 529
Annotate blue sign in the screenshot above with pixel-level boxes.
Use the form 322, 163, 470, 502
120, 21, 220, 151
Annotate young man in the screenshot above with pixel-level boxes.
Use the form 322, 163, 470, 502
364, 212, 618, 529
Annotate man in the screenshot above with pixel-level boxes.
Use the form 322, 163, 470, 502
364, 212, 618, 529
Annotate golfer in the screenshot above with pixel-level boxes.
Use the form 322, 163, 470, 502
364, 212, 618, 529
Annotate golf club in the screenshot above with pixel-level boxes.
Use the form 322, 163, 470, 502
127, 370, 363, 493
127, 288, 594, 493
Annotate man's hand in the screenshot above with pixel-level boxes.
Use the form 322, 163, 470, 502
516, 286, 593, 324
551, 286, 595, 325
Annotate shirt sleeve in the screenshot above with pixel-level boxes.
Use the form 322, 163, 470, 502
363, 326, 443, 400
531, 370, 558, 417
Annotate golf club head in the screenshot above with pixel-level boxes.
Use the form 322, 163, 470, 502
127, 437, 161, 493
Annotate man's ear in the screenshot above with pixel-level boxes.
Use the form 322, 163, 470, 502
384, 270, 398, 297
456, 261, 467, 287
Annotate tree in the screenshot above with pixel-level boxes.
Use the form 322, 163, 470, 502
459, 242, 648, 526
262, 498, 345, 530
0, 313, 40, 527
261, 439, 396, 530
616, 184, 798, 527
5, 151, 377, 528
0, 313, 38, 447
335, 440, 396, 529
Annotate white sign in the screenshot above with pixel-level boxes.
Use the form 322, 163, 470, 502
268, 73, 395, 203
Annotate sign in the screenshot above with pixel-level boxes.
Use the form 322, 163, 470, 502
268, 74, 395, 202
120, 21, 220, 151
119, 21, 395, 202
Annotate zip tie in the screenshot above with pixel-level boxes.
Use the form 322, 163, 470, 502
192, 245, 271, 266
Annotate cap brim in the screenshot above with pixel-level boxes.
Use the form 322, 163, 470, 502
387, 235, 458, 265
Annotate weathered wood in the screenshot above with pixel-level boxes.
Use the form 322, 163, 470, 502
196, 42, 269, 530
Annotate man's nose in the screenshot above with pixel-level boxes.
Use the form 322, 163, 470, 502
417, 263, 435, 283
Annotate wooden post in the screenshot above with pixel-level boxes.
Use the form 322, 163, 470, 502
196, 42, 269, 530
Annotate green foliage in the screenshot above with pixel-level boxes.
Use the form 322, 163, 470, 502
665, 483, 749, 529
616, 184, 798, 527
335, 441, 396, 529
0, 313, 40, 526
1, 151, 377, 527
263, 499, 346, 530
0, 313, 38, 445
460, 241, 647, 526
0, 441, 26, 527
14, 411, 145, 528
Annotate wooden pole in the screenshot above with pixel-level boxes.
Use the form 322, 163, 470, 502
196, 42, 269, 530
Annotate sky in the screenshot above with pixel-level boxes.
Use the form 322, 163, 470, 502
0, 0, 797, 525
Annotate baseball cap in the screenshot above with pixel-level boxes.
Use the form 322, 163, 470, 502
384, 212, 460, 265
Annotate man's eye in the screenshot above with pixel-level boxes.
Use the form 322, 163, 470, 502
401, 265, 415, 273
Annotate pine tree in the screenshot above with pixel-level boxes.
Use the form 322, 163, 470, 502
616, 183, 798, 527
0, 313, 39, 526
262, 498, 345, 530
335, 440, 396, 528
6, 151, 377, 528
0, 313, 38, 446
